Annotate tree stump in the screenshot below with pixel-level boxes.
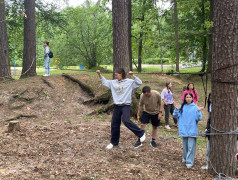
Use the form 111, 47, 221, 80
8, 121, 20, 132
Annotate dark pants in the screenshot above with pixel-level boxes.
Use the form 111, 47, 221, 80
111, 105, 144, 146
164, 104, 177, 125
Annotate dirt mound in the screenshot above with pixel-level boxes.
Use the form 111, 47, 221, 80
0, 74, 212, 179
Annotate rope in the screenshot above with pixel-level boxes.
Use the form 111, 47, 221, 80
163, 128, 238, 141
21, 58, 36, 76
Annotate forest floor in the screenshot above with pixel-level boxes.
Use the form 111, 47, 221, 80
0, 71, 221, 179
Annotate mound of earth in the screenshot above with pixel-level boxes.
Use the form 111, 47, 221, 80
0, 74, 212, 179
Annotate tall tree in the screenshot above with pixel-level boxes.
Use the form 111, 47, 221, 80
201, 0, 207, 72
128, 0, 132, 71
21, 0, 36, 78
112, 0, 130, 76
210, 0, 238, 176
206, 0, 213, 73
0, 0, 11, 79
173, 0, 179, 72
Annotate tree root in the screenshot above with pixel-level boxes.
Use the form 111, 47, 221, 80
5, 114, 37, 122
62, 74, 95, 97
83, 90, 111, 105
41, 77, 54, 89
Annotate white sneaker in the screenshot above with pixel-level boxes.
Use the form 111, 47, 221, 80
140, 133, 146, 142
106, 143, 113, 149
165, 125, 171, 130
201, 165, 208, 170
43, 74, 48, 77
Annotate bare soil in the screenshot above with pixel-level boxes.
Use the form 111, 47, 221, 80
0, 73, 213, 179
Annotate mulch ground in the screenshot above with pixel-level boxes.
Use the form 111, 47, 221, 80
0, 74, 214, 179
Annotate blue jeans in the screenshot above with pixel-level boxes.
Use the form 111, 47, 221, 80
182, 137, 197, 167
110, 105, 144, 146
44, 56, 50, 75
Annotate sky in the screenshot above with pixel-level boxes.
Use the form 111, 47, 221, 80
44, 0, 171, 9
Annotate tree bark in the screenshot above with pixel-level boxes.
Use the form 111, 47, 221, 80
21, 0, 36, 78
0, 0, 11, 79
128, 0, 132, 71
207, 0, 214, 73
210, 0, 238, 176
174, 0, 179, 72
112, 0, 130, 78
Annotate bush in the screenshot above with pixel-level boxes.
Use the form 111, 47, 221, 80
143, 58, 170, 64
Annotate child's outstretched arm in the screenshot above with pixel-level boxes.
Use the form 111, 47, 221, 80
128, 71, 142, 89
173, 102, 181, 119
196, 106, 203, 121
96, 70, 111, 89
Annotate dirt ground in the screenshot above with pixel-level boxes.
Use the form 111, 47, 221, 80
0, 73, 215, 179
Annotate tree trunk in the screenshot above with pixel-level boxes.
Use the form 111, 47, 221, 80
207, 0, 214, 73
21, 0, 36, 78
128, 0, 132, 71
201, 0, 207, 72
137, 33, 143, 73
174, 0, 179, 72
112, 0, 130, 78
0, 0, 11, 79
210, 0, 238, 176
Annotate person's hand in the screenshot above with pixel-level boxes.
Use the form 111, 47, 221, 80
128, 71, 134, 76
164, 101, 168, 105
198, 106, 204, 111
158, 113, 162, 120
137, 115, 140, 121
96, 70, 101, 75
174, 102, 180, 109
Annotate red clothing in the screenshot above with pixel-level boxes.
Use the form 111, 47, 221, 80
181, 90, 199, 104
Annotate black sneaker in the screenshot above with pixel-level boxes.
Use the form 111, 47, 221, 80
134, 139, 142, 148
150, 140, 157, 149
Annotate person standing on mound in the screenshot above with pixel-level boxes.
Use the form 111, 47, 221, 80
136, 86, 162, 149
96, 68, 145, 149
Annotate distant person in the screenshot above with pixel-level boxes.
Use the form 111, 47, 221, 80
181, 83, 199, 104
161, 82, 177, 130
96, 68, 145, 149
136, 86, 162, 148
43, 41, 50, 76
173, 93, 203, 168
201, 93, 212, 170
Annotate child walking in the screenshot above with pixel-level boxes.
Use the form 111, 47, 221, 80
161, 82, 177, 130
96, 68, 145, 149
181, 83, 199, 104
173, 93, 203, 168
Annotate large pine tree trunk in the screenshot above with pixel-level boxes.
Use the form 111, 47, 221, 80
0, 0, 11, 79
112, 0, 130, 77
128, 0, 132, 71
174, 0, 179, 72
210, 0, 238, 176
21, 0, 36, 78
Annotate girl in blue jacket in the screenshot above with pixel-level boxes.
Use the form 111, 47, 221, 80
173, 92, 203, 168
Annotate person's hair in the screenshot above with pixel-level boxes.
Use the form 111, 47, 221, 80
179, 93, 193, 114
207, 93, 212, 112
44, 41, 49, 46
142, 86, 151, 93
115, 68, 126, 79
186, 83, 196, 99
166, 82, 172, 93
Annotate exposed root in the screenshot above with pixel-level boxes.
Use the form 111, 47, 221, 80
62, 74, 95, 97
5, 114, 37, 122
41, 77, 54, 89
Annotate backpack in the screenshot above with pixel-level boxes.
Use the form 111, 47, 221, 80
48, 51, 53, 58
